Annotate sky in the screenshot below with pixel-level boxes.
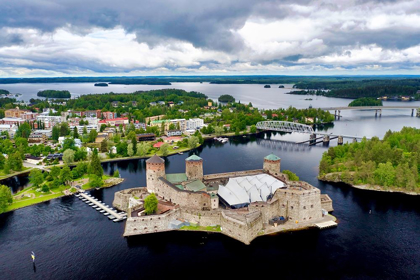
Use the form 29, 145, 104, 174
1, 0, 420, 77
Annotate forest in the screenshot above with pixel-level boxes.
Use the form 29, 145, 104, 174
318, 127, 420, 192
218, 94, 235, 102
0, 89, 9, 95
37, 90, 71, 98
348, 97, 382, 107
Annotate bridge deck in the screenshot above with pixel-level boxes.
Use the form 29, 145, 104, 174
320, 106, 419, 110
78, 192, 125, 220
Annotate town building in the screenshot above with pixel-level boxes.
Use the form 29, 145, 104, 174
102, 111, 117, 119
136, 133, 156, 141
5, 108, 32, 118
0, 124, 17, 138
145, 115, 165, 123
113, 154, 335, 245
0, 117, 26, 125
186, 118, 204, 130
98, 117, 129, 127
166, 130, 182, 137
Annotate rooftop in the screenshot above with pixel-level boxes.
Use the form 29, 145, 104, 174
166, 173, 188, 184
186, 154, 202, 161
264, 154, 280, 161
146, 154, 164, 164
185, 180, 207, 192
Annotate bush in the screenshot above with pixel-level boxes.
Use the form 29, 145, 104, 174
41, 184, 49, 192
283, 170, 299, 181
113, 170, 120, 178
144, 193, 158, 215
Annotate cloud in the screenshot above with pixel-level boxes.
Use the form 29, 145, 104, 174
0, 0, 419, 76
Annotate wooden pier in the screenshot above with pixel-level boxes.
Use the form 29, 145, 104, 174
75, 192, 127, 222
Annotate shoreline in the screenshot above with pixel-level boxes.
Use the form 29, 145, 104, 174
318, 174, 420, 196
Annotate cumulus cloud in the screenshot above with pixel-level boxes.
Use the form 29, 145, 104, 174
0, 0, 419, 76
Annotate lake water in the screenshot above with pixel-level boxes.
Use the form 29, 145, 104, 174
0, 83, 420, 279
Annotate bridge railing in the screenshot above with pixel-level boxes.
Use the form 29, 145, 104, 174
256, 121, 315, 134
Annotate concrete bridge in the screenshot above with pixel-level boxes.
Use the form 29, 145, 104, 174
256, 121, 368, 146
318, 106, 420, 118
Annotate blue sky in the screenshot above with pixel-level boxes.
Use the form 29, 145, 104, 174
1, 0, 420, 77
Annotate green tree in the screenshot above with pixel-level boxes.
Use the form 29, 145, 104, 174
188, 136, 199, 149
15, 122, 31, 139
60, 122, 70, 136
283, 170, 299, 181
136, 142, 150, 156
0, 153, 5, 170
127, 143, 134, 156
63, 149, 75, 165
88, 129, 98, 143
100, 124, 107, 132
214, 126, 224, 136
7, 152, 23, 171
374, 162, 396, 187
29, 169, 44, 188
131, 136, 137, 155
52, 125, 60, 141
60, 165, 73, 186
101, 139, 108, 152
0, 185, 13, 213
88, 149, 103, 177
89, 174, 103, 188
250, 125, 257, 133
50, 166, 61, 178
73, 126, 79, 139
113, 170, 120, 178
144, 193, 158, 215
160, 143, 169, 156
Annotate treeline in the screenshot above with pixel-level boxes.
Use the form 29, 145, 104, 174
348, 98, 382, 107
37, 90, 71, 98
265, 107, 334, 124
218, 94, 235, 102
0, 89, 9, 95
319, 127, 420, 191
293, 79, 420, 99
0, 77, 171, 85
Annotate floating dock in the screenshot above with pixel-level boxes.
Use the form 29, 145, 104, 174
76, 192, 127, 222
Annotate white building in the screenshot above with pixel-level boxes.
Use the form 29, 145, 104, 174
36, 115, 62, 128
0, 124, 17, 138
70, 125, 97, 135
186, 118, 204, 130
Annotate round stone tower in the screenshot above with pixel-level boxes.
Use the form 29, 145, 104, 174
185, 154, 203, 181
263, 154, 281, 176
146, 154, 165, 193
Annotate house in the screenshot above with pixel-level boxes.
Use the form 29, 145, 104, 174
145, 115, 165, 123
166, 130, 182, 137
111, 101, 119, 108
58, 136, 66, 145
168, 101, 174, 107
98, 117, 129, 127
28, 133, 48, 143
149, 102, 157, 106
95, 133, 109, 143
5, 108, 32, 118
0, 124, 17, 138
74, 138, 82, 148
158, 101, 165, 105
136, 133, 156, 141
102, 111, 117, 119
153, 141, 165, 148
164, 136, 183, 143
186, 118, 204, 130
110, 146, 117, 154
132, 101, 138, 107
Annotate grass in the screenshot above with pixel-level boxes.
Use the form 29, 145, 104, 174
6, 192, 64, 211
180, 225, 222, 232
0, 167, 32, 180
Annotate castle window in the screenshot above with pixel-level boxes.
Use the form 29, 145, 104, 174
303, 206, 306, 209
311, 205, 313, 208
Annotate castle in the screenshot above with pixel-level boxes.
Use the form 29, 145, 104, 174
113, 154, 335, 245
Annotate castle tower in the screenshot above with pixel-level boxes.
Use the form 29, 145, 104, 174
263, 154, 281, 176
185, 154, 203, 181
146, 155, 165, 193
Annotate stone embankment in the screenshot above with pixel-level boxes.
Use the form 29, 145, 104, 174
319, 172, 420, 196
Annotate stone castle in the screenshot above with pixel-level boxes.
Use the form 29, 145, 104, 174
113, 154, 335, 245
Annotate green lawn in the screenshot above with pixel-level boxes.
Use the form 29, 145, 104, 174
6, 192, 64, 211
0, 167, 32, 180
180, 225, 221, 232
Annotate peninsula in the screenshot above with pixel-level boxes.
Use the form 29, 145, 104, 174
113, 154, 336, 245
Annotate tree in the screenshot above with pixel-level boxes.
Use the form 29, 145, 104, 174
89, 174, 103, 188
100, 124, 107, 132
62, 138, 75, 151
88, 149, 103, 177
101, 139, 108, 152
250, 125, 257, 133
29, 169, 44, 188
0, 185, 13, 213
188, 136, 199, 149
63, 149, 75, 165
113, 170, 120, 177
73, 127, 79, 139
144, 193, 158, 215
60, 165, 73, 186
74, 147, 88, 161
283, 170, 299, 181
160, 143, 169, 156
72, 162, 88, 179
50, 166, 61, 178
127, 143, 134, 156
214, 126, 224, 136
0, 153, 5, 170
15, 122, 31, 139
169, 123, 176, 130
88, 129, 98, 143
7, 152, 23, 171
136, 142, 150, 156
131, 136, 137, 155
52, 125, 60, 141
60, 122, 70, 136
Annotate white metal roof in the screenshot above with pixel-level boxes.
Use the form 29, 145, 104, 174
218, 173, 286, 206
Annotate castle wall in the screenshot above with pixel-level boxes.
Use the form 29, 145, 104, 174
220, 211, 263, 245
156, 178, 211, 210
180, 209, 221, 227
124, 209, 181, 236
186, 161, 203, 180
321, 194, 334, 212
113, 187, 146, 211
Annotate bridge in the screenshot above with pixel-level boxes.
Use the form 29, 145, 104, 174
318, 106, 420, 118
256, 121, 368, 146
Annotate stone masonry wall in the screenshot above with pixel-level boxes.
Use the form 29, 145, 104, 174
113, 187, 146, 211
146, 162, 165, 193
156, 178, 211, 210
220, 211, 263, 245
124, 209, 181, 236
263, 159, 281, 176
180, 209, 221, 226
186, 160, 203, 181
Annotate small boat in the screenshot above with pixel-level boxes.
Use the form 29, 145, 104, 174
31, 251, 35, 262
178, 152, 183, 155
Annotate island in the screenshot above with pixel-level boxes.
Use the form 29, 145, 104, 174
218, 94, 235, 103
318, 127, 420, 195
0, 89, 10, 95
94, 83, 108, 87
37, 90, 71, 98
278, 85, 284, 88
113, 154, 336, 245
349, 97, 382, 107
264, 85, 271, 88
